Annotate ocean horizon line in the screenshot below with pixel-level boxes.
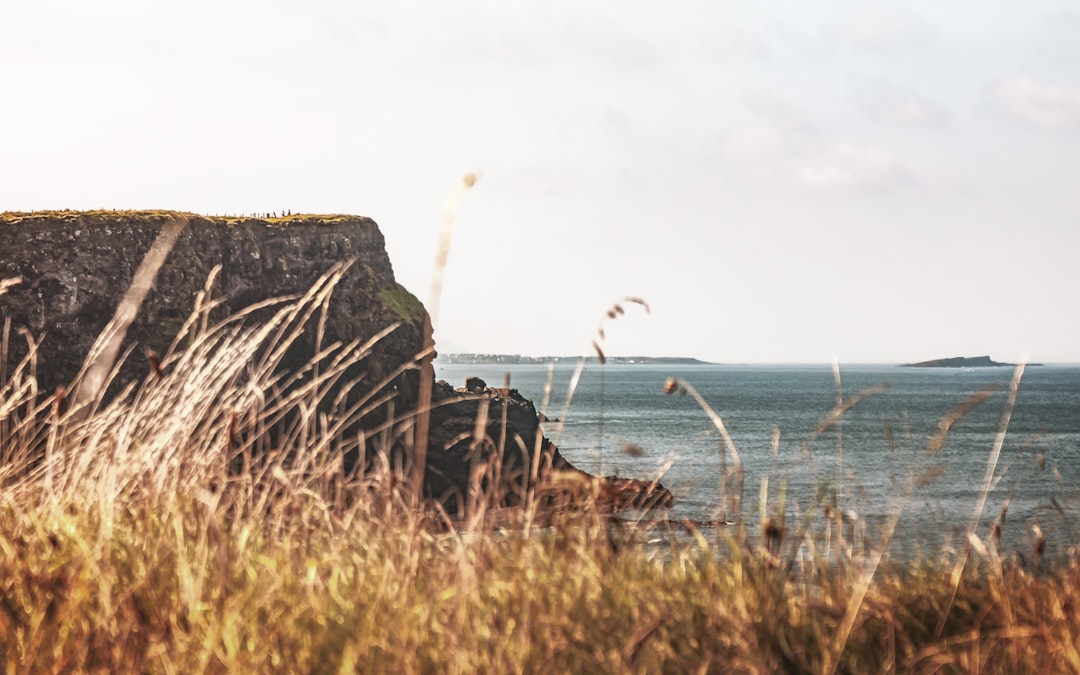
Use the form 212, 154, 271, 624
435, 354, 1079, 368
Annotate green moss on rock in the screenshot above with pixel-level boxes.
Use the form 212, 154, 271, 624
380, 283, 427, 323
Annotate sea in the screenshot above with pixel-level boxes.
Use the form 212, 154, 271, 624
435, 361, 1080, 557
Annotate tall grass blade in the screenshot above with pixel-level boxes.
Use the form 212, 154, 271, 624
71, 215, 189, 411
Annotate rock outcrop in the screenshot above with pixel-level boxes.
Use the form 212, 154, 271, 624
0, 210, 671, 516
0, 211, 426, 401
425, 378, 673, 516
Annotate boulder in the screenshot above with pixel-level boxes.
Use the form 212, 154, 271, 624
464, 376, 486, 393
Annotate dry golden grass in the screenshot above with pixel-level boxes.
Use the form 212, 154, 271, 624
2, 264, 1079, 673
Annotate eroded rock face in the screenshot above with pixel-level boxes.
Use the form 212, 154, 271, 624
0, 211, 426, 402
424, 378, 560, 509
424, 379, 674, 516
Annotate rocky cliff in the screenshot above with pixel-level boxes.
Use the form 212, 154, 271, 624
0, 211, 427, 400
0, 210, 670, 515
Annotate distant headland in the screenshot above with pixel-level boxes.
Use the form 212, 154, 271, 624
900, 355, 1042, 368
437, 354, 712, 366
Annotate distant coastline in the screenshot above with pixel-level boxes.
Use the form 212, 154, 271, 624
436, 354, 713, 366
900, 355, 1042, 368
435, 354, 1056, 367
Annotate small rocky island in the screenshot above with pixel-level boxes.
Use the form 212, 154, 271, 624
900, 355, 1041, 368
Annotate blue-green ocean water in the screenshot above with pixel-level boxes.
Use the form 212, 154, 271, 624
435, 362, 1080, 554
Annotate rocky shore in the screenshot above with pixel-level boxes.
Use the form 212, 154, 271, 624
425, 376, 673, 518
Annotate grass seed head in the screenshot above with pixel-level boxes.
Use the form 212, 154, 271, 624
592, 341, 606, 365
146, 348, 163, 378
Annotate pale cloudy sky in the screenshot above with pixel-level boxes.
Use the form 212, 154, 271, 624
2, 1, 1078, 363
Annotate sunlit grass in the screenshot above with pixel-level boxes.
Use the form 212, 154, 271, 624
2, 265, 1080, 673
4, 483, 1080, 672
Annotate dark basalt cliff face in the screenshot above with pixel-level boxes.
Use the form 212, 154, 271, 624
0, 210, 671, 515
0, 211, 426, 401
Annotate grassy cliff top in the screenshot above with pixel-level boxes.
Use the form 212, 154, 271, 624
0, 210, 374, 227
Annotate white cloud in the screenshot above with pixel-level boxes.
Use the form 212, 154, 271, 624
824, 5, 931, 51
698, 24, 772, 62
723, 125, 786, 180
857, 80, 949, 127
407, 2, 664, 70
742, 90, 813, 131
723, 126, 912, 193
793, 144, 912, 191
1045, 8, 1080, 31
986, 75, 1080, 129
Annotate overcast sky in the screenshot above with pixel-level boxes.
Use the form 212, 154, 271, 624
3, 1, 1078, 363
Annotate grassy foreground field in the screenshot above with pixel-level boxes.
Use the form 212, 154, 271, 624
3, 271, 1080, 674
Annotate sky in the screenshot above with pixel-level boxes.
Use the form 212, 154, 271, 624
2, 1, 1078, 363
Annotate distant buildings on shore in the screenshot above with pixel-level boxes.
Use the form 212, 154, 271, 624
436, 354, 711, 366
